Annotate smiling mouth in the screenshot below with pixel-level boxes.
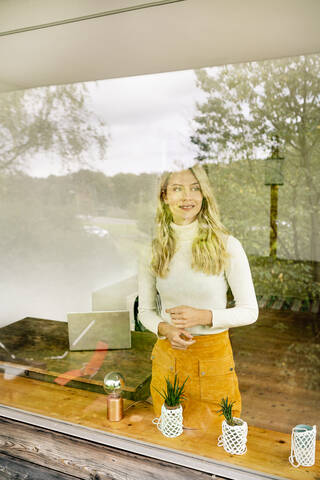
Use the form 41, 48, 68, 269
180, 205, 195, 210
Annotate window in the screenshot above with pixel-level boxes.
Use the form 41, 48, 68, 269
1, 53, 319, 478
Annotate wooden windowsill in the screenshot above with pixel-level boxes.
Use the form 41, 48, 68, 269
0, 374, 319, 480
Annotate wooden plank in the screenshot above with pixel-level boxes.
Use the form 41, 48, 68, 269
311, 299, 320, 314
0, 452, 77, 480
270, 298, 284, 310
229, 309, 320, 439
0, 317, 156, 400
258, 296, 269, 309
291, 299, 302, 312
0, 418, 216, 480
240, 382, 320, 436
0, 374, 319, 479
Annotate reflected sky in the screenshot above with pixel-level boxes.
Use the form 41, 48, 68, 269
26, 69, 207, 178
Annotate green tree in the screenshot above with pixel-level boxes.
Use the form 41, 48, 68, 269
191, 54, 320, 282
0, 83, 108, 173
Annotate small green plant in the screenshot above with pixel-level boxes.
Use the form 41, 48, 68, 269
153, 374, 189, 407
217, 397, 238, 426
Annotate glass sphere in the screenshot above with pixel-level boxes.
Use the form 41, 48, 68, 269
103, 371, 125, 395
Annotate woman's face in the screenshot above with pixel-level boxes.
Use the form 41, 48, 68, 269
163, 170, 203, 225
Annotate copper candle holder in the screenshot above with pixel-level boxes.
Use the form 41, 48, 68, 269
103, 371, 125, 422
107, 393, 124, 421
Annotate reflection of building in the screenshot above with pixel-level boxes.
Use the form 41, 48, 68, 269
1, 4, 320, 93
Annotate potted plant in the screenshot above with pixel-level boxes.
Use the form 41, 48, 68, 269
152, 374, 188, 438
217, 397, 248, 455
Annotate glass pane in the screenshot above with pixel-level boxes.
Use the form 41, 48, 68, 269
0, 53, 319, 472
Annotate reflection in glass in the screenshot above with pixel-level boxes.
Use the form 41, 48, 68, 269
0, 53, 319, 439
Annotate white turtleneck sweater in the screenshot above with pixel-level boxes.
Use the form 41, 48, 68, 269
138, 219, 259, 336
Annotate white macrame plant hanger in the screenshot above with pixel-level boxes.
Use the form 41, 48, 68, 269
153, 404, 183, 438
289, 425, 316, 468
218, 418, 248, 455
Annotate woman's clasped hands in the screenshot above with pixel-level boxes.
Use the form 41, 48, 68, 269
166, 305, 212, 329
159, 305, 213, 350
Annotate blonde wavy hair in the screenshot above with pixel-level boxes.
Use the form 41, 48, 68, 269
151, 164, 230, 278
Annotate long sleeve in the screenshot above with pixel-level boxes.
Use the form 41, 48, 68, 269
138, 247, 163, 336
210, 235, 259, 330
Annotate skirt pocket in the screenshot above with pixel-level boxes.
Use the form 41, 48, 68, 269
199, 354, 238, 404
150, 343, 176, 397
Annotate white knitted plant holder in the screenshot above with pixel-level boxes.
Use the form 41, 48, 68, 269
218, 418, 248, 455
289, 424, 316, 468
152, 404, 183, 438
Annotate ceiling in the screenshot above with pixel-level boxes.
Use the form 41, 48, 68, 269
1, 0, 320, 93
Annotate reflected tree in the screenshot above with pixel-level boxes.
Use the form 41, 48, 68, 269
0, 83, 108, 174
191, 54, 320, 283
0, 85, 118, 323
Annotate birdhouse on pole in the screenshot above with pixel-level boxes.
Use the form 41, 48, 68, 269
265, 136, 285, 258
265, 136, 284, 186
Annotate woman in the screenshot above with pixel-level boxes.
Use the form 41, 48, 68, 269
138, 164, 258, 431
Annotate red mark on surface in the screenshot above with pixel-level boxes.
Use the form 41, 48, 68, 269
54, 341, 108, 386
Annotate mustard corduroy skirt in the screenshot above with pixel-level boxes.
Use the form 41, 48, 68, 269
150, 330, 241, 431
